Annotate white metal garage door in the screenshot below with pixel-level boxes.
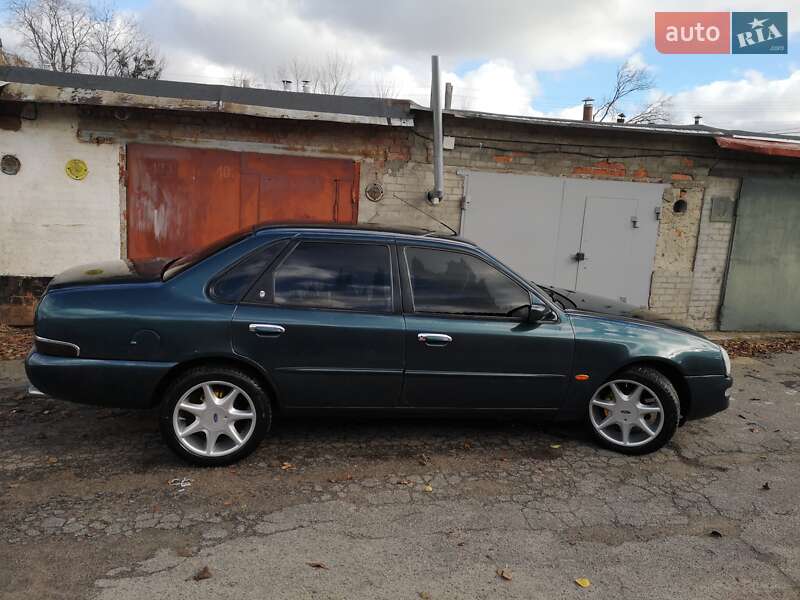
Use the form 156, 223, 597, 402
461, 172, 667, 307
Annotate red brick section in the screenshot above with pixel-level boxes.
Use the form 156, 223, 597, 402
671, 173, 693, 181
0, 276, 49, 326
572, 160, 626, 178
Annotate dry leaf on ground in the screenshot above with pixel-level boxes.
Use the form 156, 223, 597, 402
192, 566, 212, 581
720, 337, 800, 359
307, 561, 329, 570
423, 483, 433, 493
575, 577, 591, 588
496, 567, 513, 581
280, 462, 295, 471
0, 325, 34, 361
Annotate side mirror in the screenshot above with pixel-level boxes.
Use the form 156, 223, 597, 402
527, 304, 552, 323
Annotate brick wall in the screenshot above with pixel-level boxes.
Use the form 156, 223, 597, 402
5, 103, 800, 329
685, 177, 738, 330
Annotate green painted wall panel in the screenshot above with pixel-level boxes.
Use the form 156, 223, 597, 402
721, 177, 800, 331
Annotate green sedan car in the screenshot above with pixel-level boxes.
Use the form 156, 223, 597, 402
26, 224, 732, 466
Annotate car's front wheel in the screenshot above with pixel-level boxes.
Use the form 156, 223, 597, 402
587, 366, 680, 455
159, 366, 271, 466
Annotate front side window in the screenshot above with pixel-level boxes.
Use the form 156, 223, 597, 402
248, 242, 392, 311
405, 247, 529, 317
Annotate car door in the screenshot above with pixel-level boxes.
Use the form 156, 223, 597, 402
231, 236, 404, 408
400, 244, 574, 410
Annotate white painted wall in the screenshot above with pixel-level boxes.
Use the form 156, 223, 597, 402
0, 104, 121, 277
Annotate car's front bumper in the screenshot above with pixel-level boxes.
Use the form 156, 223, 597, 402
25, 351, 176, 408
684, 374, 733, 421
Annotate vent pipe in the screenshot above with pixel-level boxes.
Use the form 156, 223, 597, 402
428, 55, 444, 205
281, 80, 292, 91
694, 114, 702, 125
301, 80, 310, 93
616, 113, 625, 123
444, 82, 453, 110
582, 97, 594, 121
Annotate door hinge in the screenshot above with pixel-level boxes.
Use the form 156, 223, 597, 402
572, 252, 586, 262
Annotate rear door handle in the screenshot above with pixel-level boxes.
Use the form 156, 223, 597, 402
249, 323, 285, 337
418, 333, 452, 346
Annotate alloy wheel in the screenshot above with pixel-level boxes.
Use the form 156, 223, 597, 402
589, 379, 664, 448
172, 380, 257, 457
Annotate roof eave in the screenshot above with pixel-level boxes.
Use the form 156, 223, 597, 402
0, 79, 414, 127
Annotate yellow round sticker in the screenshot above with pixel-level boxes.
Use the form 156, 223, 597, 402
65, 159, 88, 180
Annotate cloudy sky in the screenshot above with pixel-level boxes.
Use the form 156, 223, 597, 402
2, 0, 799, 134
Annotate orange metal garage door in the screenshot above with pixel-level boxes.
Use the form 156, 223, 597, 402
126, 144, 360, 260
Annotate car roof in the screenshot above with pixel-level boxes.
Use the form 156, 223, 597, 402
252, 222, 474, 245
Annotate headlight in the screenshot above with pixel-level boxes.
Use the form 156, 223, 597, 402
720, 346, 731, 377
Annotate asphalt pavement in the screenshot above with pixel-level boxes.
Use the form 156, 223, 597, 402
1, 352, 798, 599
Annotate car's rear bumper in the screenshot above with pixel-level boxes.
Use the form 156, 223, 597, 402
25, 351, 176, 408
684, 374, 733, 421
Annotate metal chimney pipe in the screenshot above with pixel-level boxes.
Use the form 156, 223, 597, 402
694, 114, 702, 125
582, 97, 594, 122
444, 82, 453, 110
616, 113, 625, 123
282, 79, 292, 91
428, 55, 444, 204
301, 80, 310, 93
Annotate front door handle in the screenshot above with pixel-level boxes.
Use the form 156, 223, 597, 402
418, 333, 452, 347
249, 323, 285, 337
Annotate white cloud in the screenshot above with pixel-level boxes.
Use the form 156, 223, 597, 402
446, 61, 539, 115
671, 69, 800, 133
4, 0, 799, 132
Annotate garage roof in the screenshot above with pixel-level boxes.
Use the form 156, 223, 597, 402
411, 103, 800, 158
0, 66, 414, 127
3, 66, 800, 158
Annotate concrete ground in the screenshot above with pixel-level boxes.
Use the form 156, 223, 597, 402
1, 353, 799, 600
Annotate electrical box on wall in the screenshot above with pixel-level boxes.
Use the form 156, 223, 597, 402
710, 196, 734, 222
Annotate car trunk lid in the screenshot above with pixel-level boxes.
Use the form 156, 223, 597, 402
47, 259, 171, 291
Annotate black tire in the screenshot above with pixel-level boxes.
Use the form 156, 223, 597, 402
159, 366, 271, 466
587, 366, 680, 455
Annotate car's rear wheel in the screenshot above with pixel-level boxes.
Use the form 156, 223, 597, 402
159, 366, 271, 466
587, 366, 679, 455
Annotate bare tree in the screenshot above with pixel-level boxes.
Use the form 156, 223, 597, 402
273, 57, 308, 91
0, 37, 32, 66
112, 45, 163, 79
9, 0, 95, 72
313, 53, 352, 95
372, 74, 398, 99
626, 95, 672, 124
7, 0, 165, 78
272, 53, 353, 95
229, 70, 256, 88
594, 59, 672, 124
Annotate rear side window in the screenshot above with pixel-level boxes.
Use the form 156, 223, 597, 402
210, 241, 286, 302
405, 247, 529, 316
163, 229, 251, 280
246, 241, 392, 312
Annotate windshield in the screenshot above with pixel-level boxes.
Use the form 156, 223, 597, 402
162, 229, 252, 280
